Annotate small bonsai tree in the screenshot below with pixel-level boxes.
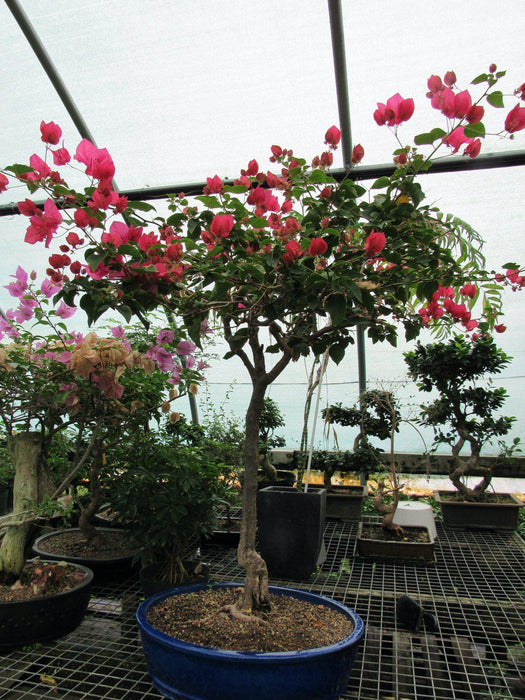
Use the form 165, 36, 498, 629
2, 64, 523, 611
323, 390, 401, 485
326, 390, 405, 533
104, 433, 223, 585
404, 335, 518, 501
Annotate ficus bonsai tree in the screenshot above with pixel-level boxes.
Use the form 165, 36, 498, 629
1, 64, 524, 611
404, 334, 519, 501
0, 273, 202, 583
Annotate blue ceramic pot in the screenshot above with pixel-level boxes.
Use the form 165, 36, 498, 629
136, 582, 364, 700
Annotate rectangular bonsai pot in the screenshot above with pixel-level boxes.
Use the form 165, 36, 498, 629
356, 522, 435, 564
326, 485, 367, 521
434, 490, 524, 530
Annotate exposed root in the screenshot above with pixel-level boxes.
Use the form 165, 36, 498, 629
217, 603, 269, 626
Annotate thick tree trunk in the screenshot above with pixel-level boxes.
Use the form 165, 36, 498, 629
0, 432, 42, 580
237, 379, 270, 611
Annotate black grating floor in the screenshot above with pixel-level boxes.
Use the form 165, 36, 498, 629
1, 518, 524, 699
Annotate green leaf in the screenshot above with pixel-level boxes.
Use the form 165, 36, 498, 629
486, 90, 504, 108
5, 163, 34, 175
414, 128, 446, 145
117, 305, 133, 323
223, 184, 249, 194
196, 195, 221, 208
371, 176, 391, 190
308, 169, 329, 184
329, 344, 346, 365
84, 248, 107, 270
325, 293, 347, 326
471, 73, 489, 85
463, 122, 486, 138
117, 244, 142, 259
127, 200, 156, 212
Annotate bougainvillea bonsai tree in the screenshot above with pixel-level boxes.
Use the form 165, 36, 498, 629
0, 272, 202, 584
1, 64, 524, 610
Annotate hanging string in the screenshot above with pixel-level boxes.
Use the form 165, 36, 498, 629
304, 348, 330, 493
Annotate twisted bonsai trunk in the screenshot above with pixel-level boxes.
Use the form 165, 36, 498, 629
450, 433, 493, 501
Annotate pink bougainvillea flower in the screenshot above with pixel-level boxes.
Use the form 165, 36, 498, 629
427, 75, 443, 95
52, 147, 71, 165
210, 213, 234, 238
176, 340, 197, 356
147, 345, 176, 372
5, 266, 28, 297
246, 159, 259, 176
494, 324, 507, 333
351, 144, 364, 164
74, 139, 115, 181
444, 71, 457, 87
453, 90, 472, 119
282, 239, 302, 264
41, 277, 61, 298
156, 329, 175, 345
443, 127, 471, 153
0, 173, 8, 192
466, 104, 484, 124
206, 175, 223, 193
40, 120, 62, 145
25, 198, 62, 247
504, 104, 525, 133
18, 199, 39, 216
48, 253, 71, 269
364, 229, 386, 258
460, 283, 477, 298
324, 125, 341, 148
55, 301, 76, 319
464, 138, 481, 158
22, 154, 51, 183
308, 238, 328, 257
374, 94, 414, 127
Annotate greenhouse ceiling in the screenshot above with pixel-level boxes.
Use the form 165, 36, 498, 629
1, 0, 524, 204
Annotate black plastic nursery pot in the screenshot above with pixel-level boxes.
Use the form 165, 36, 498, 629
0, 560, 93, 651
136, 582, 365, 700
356, 523, 436, 564
326, 485, 367, 521
257, 486, 326, 580
435, 490, 524, 530
32, 527, 139, 582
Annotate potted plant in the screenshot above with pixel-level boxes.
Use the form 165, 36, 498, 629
322, 391, 401, 520
405, 334, 524, 529
2, 63, 523, 698
342, 390, 437, 563
102, 433, 223, 594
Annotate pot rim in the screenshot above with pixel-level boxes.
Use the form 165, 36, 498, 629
0, 558, 93, 607
136, 581, 364, 662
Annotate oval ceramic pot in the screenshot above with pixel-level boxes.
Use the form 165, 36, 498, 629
0, 560, 93, 651
136, 582, 365, 700
32, 527, 139, 582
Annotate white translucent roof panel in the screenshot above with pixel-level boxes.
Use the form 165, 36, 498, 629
3, 0, 522, 196
1, 0, 341, 191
